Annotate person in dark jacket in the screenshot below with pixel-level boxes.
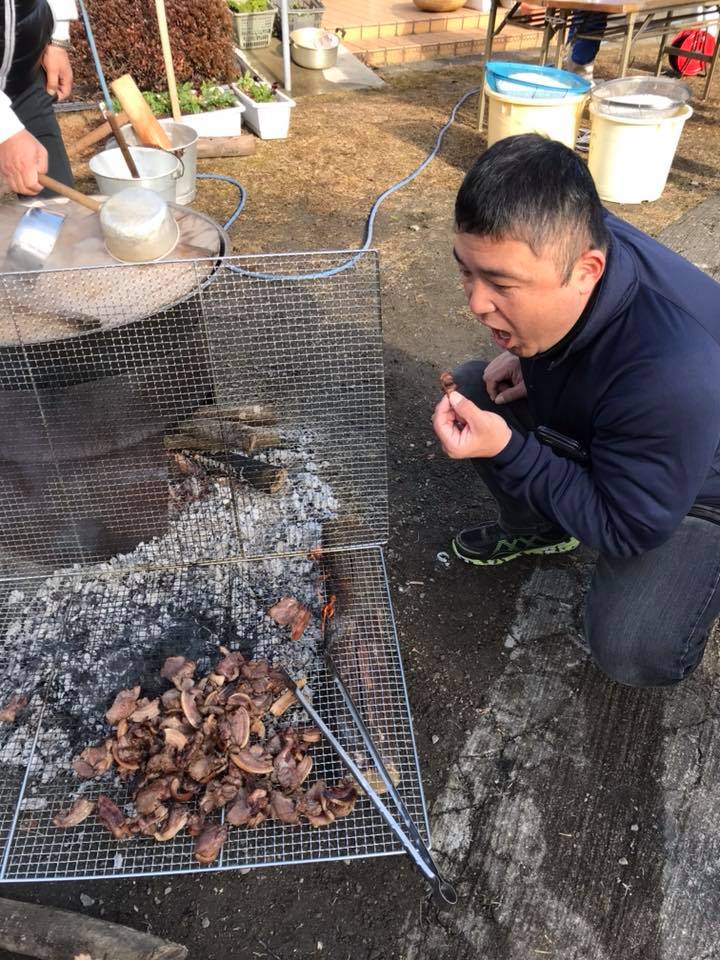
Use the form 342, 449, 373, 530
432, 133, 720, 689
0, 0, 76, 195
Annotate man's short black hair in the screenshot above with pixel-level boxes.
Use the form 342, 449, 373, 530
455, 134, 609, 282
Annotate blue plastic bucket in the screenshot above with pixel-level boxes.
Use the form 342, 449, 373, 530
485, 61, 591, 100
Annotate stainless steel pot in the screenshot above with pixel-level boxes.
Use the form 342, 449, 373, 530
119, 120, 198, 205
290, 27, 343, 70
89, 146, 182, 203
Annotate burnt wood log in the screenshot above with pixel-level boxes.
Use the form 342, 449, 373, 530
0, 897, 187, 960
164, 422, 280, 454
188, 403, 277, 426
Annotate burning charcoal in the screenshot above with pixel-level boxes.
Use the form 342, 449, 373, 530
72, 741, 113, 779
105, 686, 141, 726
194, 824, 227, 865
96, 795, 131, 840
161, 656, 196, 690
439, 370, 457, 396
0, 693, 28, 723
52, 798, 95, 828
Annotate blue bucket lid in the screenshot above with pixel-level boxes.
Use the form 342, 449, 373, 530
485, 61, 592, 98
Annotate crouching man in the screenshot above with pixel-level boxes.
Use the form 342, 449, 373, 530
432, 133, 720, 688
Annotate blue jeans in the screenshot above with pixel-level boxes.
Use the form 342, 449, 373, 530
454, 360, 720, 688
568, 12, 607, 65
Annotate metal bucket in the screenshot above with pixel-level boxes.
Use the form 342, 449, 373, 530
290, 27, 341, 70
89, 146, 181, 203
119, 120, 198, 205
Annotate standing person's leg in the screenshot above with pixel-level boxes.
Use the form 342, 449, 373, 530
585, 515, 720, 687
11, 72, 74, 195
565, 12, 608, 77
450, 359, 579, 565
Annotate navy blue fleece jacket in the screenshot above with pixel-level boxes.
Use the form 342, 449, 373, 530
490, 213, 720, 559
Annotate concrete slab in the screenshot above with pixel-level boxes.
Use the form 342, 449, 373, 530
239, 40, 384, 96
657, 193, 720, 280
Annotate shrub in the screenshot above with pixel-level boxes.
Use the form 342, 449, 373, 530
70, 0, 238, 96
227, 0, 269, 11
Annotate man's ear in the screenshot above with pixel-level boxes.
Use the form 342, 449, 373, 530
571, 248, 606, 295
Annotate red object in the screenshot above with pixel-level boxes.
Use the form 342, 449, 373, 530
668, 28, 716, 77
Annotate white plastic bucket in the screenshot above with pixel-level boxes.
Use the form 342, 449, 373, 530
485, 82, 587, 149
588, 102, 692, 203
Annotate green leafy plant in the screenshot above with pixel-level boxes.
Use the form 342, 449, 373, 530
237, 70, 275, 103
227, 0, 268, 12
112, 81, 238, 117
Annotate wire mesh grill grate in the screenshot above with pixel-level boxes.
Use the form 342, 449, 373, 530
0, 549, 427, 882
0, 251, 426, 883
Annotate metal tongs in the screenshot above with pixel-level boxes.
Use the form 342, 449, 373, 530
279, 598, 457, 908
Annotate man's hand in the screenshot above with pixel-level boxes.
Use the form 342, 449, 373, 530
42, 45, 73, 101
483, 351, 527, 405
433, 391, 512, 459
0, 130, 48, 194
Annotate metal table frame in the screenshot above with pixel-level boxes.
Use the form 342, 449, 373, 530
478, 0, 720, 126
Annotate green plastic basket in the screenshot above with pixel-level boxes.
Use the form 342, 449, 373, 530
270, 0, 325, 36
231, 8, 276, 48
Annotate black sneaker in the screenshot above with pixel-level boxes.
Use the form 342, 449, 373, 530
452, 521, 579, 566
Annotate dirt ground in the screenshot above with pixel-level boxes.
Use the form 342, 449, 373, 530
3, 49, 720, 960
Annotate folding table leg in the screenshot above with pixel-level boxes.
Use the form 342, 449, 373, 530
655, 13, 672, 75
618, 11, 637, 75
478, 0, 500, 130
553, 10, 568, 66
703, 26, 720, 99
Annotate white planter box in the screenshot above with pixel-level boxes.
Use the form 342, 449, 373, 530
231, 82, 295, 140
181, 104, 245, 137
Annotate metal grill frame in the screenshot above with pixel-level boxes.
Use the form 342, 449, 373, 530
0, 251, 429, 883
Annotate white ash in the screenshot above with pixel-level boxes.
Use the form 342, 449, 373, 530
0, 431, 338, 794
